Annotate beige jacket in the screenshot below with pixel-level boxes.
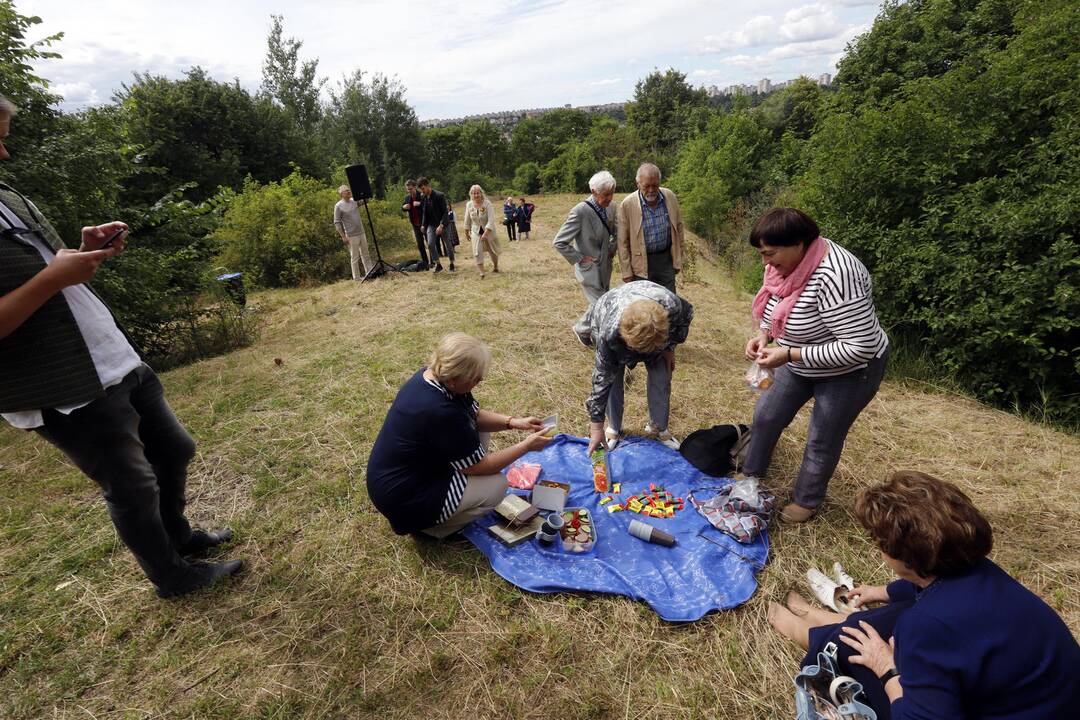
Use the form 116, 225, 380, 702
463, 198, 500, 256
616, 187, 684, 282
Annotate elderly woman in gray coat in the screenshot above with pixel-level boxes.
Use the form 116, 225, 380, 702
553, 170, 619, 344
583, 280, 693, 453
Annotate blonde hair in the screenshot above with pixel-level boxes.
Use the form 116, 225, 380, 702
469, 184, 487, 202
619, 300, 669, 353
429, 333, 491, 384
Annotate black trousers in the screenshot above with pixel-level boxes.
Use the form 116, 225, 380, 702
35, 364, 200, 589
504, 218, 517, 241
411, 224, 429, 266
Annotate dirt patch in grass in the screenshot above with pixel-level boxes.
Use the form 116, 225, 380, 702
1, 193, 1077, 718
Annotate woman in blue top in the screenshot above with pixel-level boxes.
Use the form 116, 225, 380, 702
366, 333, 552, 538
769, 471, 1079, 719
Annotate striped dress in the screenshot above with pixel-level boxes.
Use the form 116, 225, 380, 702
761, 240, 888, 378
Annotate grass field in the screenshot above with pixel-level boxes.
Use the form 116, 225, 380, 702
1, 193, 1077, 719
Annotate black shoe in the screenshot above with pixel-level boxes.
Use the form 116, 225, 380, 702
434, 263, 443, 273
156, 559, 243, 599
449, 262, 455, 272
178, 528, 233, 558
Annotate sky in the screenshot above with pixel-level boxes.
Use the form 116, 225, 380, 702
19, 0, 883, 121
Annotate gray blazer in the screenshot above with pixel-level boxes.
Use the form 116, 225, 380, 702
552, 199, 617, 299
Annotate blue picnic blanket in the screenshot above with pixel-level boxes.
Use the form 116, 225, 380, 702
463, 435, 769, 622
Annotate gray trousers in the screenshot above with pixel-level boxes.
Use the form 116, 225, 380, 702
646, 247, 677, 293
744, 349, 889, 508
606, 355, 672, 433
425, 225, 454, 265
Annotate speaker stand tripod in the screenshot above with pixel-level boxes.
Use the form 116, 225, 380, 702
360, 198, 405, 283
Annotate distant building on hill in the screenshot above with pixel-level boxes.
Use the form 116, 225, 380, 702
817, 73, 833, 86
420, 102, 626, 137
714, 73, 833, 97
757, 78, 773, 94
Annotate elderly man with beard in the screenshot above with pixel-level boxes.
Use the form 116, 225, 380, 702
617, 163, 685, 294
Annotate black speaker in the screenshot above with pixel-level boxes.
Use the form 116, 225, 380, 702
345, 164, 373, 200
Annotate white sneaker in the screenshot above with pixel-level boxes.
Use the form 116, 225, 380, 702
604, 426, 622, 450
644, 423, 681, 450
833, 562, 855, 592
806, 567, 855, 614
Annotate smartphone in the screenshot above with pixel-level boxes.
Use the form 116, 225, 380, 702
101, 227, 127, 249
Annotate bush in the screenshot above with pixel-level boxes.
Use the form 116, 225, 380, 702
94, 195, 256, 366
797, 0, 1080, 426
213, 172, 348, 287
512, 162, 542, 194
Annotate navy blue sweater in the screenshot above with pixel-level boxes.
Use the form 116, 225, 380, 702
888, 559, 1079, 719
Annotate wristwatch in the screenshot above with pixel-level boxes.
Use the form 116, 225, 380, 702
879, 668, 900, 685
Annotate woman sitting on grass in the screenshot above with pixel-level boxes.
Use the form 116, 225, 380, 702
768, 470, 1079, 719
366, 333, 552, 539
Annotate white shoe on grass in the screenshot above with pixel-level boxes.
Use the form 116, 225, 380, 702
604, 426, 622, 450
644, 423, 680, 450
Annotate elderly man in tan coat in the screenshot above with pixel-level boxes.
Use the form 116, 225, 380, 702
616, 163, 685, 294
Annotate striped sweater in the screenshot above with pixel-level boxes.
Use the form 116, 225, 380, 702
761, 239, 888, 378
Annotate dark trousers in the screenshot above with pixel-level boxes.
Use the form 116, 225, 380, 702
411, 224, 429, 266
646, 247, 677, 293
35, 364, 199, 589
744, 349, 889, 508
504, 218, 516, 241
425, 225, 454, 265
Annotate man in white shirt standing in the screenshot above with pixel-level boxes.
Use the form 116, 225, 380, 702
334, 185, 372, 280
0, 95, 241, 598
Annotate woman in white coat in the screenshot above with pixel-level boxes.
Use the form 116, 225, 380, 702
464, 185, 501, 277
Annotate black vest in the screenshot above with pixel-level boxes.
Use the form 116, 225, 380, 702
0, 184, 106, 413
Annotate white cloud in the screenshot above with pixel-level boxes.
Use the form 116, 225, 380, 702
19, 0, 881, 119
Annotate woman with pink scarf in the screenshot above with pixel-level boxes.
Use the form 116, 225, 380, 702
742, 208, 889, 522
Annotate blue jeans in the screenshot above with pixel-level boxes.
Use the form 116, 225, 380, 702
425, 225, 454, 266
744, 348, 889, 507
35, 365, 201, 589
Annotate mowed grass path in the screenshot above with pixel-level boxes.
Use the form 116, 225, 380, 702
1, 193, 1077, 719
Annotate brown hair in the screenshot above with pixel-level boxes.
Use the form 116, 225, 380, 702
749, 208, 820, 248
416, 177, 430, 188
619, 300, 669, 354
854, 470, 993, 578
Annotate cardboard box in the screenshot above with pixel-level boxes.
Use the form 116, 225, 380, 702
531, 480, 570, 512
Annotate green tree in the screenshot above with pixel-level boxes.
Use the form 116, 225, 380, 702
509, 108, 592, 167
457, 120, 509, 179
260, 14, 324, 131
116, 68, 307, 204
512, 161, 541, 194
799, 0, 1080, 424
625, 69, 710, 158
321, 71, 423, 198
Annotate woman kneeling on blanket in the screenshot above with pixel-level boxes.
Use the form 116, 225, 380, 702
366, 333, 552, 539
768, 471, 1079, 719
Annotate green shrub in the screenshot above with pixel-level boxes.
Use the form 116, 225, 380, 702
213, 172, 347, 286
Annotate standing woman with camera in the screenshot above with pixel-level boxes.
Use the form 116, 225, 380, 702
742, 208, 889, 522
502, 196, 517, 242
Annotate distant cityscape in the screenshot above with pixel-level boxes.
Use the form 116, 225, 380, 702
419, 73, 834, 134
710, 73, 833, 97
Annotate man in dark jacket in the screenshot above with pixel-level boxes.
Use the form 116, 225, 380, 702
400, 179, 429, 267
0, 95, 241, 598
418, 177, 453, 273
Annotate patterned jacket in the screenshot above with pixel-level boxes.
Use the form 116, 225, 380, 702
585, 281, 693, 421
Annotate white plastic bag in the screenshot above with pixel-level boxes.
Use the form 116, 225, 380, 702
745, 363, 774, 391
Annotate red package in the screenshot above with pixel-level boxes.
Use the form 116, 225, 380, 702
507, 462, 542, 490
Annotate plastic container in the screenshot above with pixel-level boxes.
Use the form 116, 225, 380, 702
558, 507, 597, 553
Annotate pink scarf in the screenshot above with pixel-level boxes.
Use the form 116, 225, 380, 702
751, 237, 828, 340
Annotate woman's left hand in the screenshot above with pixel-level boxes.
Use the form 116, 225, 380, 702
756, 346, 790, 369
839, 621, 896, 677
510, 416, 544, 432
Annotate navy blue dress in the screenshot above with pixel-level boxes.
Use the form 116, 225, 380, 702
805, 559, 1080, 719
366, 369, 485, 534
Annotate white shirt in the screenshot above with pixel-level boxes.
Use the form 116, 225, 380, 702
1, 234, 142, 429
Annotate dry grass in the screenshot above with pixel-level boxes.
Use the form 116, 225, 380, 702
1, 193, 1077, 719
